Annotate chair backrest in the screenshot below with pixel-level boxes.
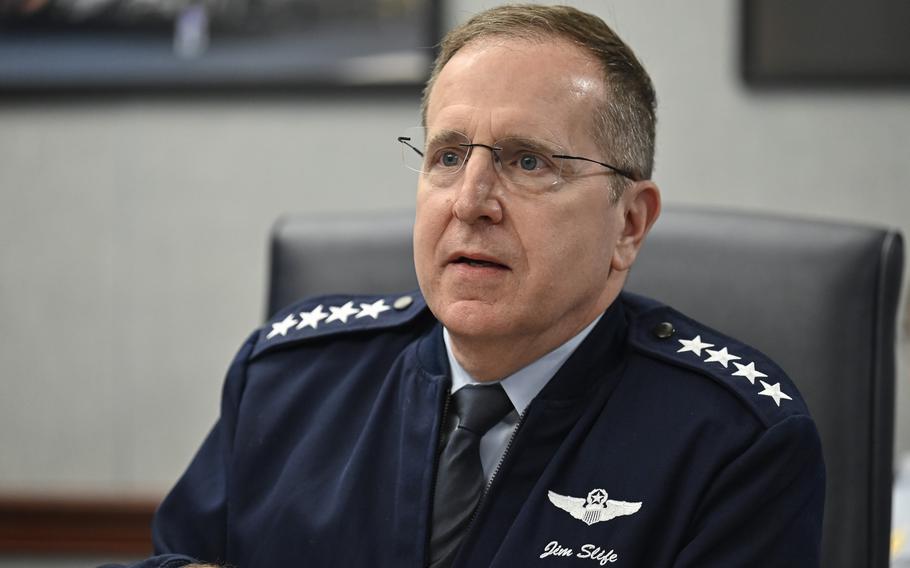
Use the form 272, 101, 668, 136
268, 211, 418, 317
268, 206, 904, 568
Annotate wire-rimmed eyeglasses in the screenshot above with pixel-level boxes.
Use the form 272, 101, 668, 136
397, 127, 638, 193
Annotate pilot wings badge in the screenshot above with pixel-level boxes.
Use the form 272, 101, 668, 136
547, 488, 642, 526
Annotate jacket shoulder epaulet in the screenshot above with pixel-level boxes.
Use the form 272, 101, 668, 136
622, 292, 811, 428
251, 290, 428, 359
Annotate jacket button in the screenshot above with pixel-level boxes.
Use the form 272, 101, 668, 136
652, 322, 675, 339
393, 295, 414, 310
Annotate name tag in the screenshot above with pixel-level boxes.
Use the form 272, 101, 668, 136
539, 540, 619, 565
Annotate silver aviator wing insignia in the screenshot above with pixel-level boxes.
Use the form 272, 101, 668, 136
547, 490, 642, 526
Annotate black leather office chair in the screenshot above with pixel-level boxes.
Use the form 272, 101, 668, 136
267, 206, 904, 568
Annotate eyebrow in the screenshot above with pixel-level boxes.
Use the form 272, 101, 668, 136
497, 136, 562, 156
426, 129, 468, 148
428, 129, 564, 154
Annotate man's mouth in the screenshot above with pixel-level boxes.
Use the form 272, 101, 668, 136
451, 255, 509, 269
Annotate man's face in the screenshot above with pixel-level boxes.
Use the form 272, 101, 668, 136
414, 37, 630, 351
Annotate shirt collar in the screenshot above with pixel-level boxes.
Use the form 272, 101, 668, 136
443, 314, 603, 414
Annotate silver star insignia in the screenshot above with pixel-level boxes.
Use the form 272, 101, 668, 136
267, 314, 299, 339
297, 304, 329, 330
586, 488, 608, 506
704, 347, 741, 368
356, 299, 391, 320
731, 361, 768, 385
677, 335, 714, 357
548, 489, 642, 526
758, 380, 793, 406
326, 301, 360, 324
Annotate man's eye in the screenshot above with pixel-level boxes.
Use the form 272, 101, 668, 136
429, 148, 464, 169
519, 154, 541, 171
510, 152, 551, 173
440, 151, 461, 167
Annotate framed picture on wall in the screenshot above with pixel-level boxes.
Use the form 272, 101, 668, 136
0, 0, 440, 93
741, 0, 910, 87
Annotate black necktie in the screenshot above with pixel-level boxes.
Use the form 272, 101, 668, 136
429, 383, 514, 568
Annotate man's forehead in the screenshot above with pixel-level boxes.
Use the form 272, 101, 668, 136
427, 105, 567, 144
426, 37, 605, 147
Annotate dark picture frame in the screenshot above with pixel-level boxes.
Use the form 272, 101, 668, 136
0, 0, 441, 94
741, 0, 910, 88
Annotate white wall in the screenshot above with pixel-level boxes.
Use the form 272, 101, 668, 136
1, 0, 908, 497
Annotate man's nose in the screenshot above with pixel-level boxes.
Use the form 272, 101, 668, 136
451, 147, 504, 225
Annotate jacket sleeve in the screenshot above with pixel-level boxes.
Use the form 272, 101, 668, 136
99, 331, 259, 568
672, 414, 826, 567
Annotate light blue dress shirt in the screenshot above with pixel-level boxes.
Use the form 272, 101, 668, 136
443, 314, 602, 481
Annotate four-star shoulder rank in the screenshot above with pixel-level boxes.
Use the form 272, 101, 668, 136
625, 293, 808, 422
253, 291, 424, 359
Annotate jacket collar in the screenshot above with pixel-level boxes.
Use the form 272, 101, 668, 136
415, 297, 629, 403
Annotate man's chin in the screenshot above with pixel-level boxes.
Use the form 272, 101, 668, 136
433, 298, 513, 338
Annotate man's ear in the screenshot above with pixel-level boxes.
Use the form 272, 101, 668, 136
611, 180, 661, 272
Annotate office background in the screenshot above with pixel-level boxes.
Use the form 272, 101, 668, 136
1, 0, 908, 564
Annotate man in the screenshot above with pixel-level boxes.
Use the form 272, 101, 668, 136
107, 5, 824, 567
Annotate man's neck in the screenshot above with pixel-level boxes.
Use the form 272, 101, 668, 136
445, 306, 608, 381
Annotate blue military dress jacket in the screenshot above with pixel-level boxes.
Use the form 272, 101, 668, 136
111, 291, 824, 568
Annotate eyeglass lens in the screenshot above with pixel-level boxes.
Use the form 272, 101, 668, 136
399, 127, 567, 193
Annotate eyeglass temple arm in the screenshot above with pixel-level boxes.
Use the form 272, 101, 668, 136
397, 136, 424, 157
551, 154, 639, 182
